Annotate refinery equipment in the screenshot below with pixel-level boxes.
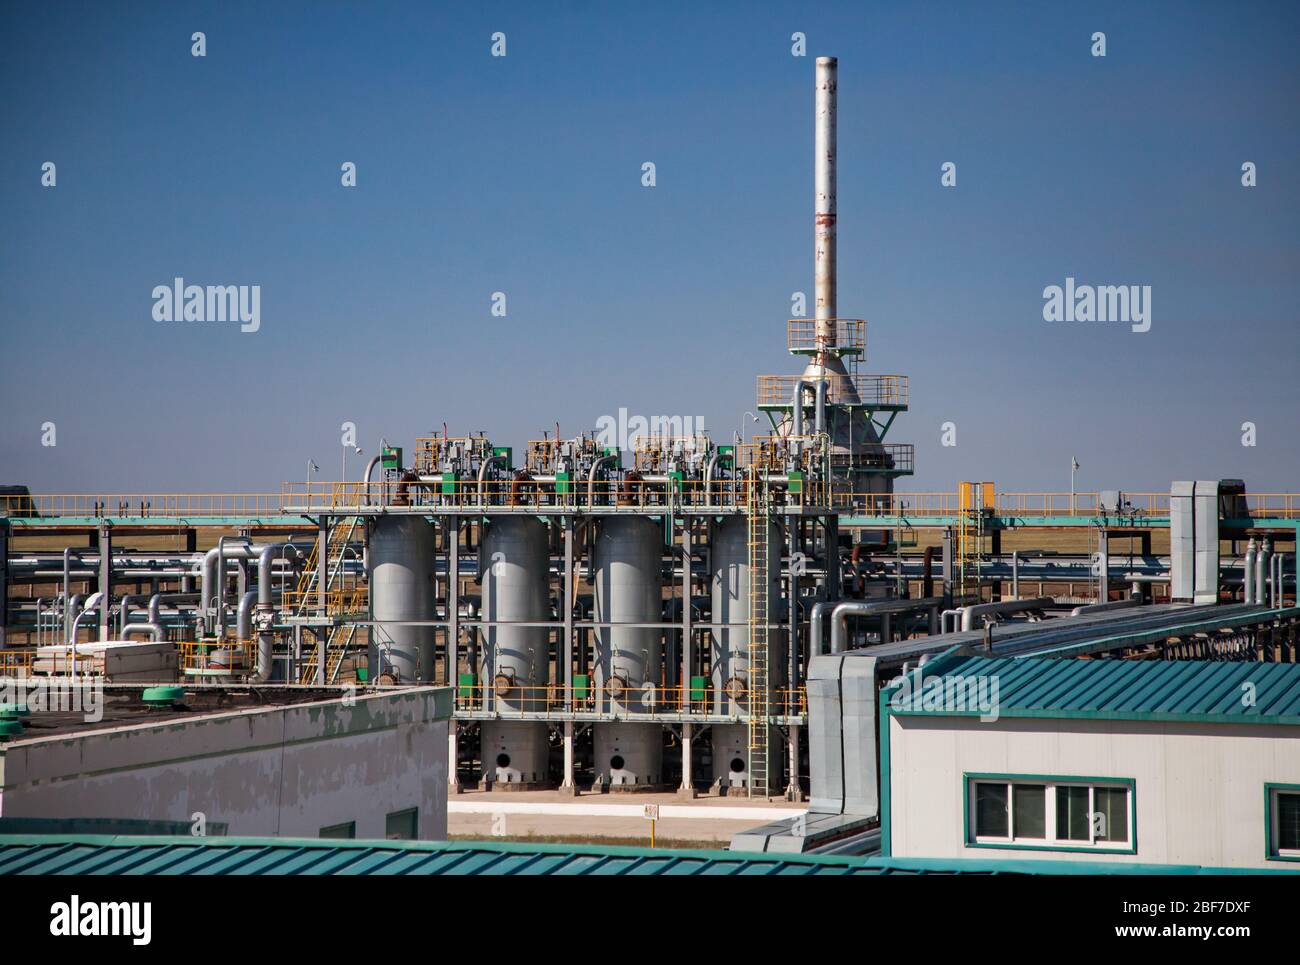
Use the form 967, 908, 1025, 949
3, 57, 1296, 810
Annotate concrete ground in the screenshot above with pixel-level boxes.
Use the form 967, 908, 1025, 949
448, 787, 804, 847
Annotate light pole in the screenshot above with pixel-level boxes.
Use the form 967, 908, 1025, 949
737, 410, 758, 448
343, 446, 363, 484
1071, 457, 1080, 515
307, 459, 319, 494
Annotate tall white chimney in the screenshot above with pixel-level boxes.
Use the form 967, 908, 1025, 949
814, 55, 837, 345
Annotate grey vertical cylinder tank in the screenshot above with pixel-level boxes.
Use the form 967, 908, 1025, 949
368, 515, 435, 683
710, 515, 784, 716
478, 517, 551, 786
479, 517, 551, 712
592, 516, 665, 787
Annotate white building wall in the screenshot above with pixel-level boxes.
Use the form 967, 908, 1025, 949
0, 687, 451, 840
888, 714, 1300, 869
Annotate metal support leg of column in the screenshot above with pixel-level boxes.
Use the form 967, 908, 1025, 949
0, 522, 8, 648
681, 517, 691, 710
448, 723, 461, 794
449, 518, 460, 695
564, 518, 574, 711
1097, 528, 1110, 604
788, 520, 798, 700
785, 723, 802, 801
678, 721, 696, 799
560, 719, 577, 797
98, 522, 112, 642
316, 516, 328, 685
942, 528, 954, 605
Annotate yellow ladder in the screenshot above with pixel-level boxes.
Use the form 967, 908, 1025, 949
746, 468, 771, 799
956, 482, 989, 603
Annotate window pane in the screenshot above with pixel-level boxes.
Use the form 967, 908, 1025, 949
1012, 784, 1046, 839
320, 821, 355, 839
1056, 785, 1091, 841
1278, 792, 1300, 852
1093, 786, 1129, 843
385, 807, 419, 840
974, 783, 1008, 838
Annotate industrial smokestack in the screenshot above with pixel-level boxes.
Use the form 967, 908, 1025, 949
814, 56, 837, 345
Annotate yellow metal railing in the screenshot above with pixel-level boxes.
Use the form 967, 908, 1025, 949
8, 489, 1300, 520
177, 639, 253, 676
450, 682, 807, 718
756, 373, 909, 408
0, 649, 35, 677
0, 493, 285, 518
786, 317, 867, 355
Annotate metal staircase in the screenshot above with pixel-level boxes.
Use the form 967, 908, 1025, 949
746, 468, 772, 799
293, 516, 367, 684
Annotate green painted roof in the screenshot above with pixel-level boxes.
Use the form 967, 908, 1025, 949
0, 835, 1288, 875
887, 654, 1300, 725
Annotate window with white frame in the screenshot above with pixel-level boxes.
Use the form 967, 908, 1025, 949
1267, 786, 1300, 860
969, 777, 1133, 850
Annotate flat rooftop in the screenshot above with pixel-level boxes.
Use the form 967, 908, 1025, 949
0, 685, 357, 740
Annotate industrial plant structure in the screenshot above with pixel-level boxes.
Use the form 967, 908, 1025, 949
2, 58, 1297, 824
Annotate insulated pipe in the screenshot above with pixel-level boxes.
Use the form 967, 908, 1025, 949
1071, 597, 1143, 616
202, 540, 298, 635
587, 454, 617, 507
363, 454, 384, 506
67, 592, 102, 646
1256, 539, 1271, 608
62, 548, 80, 641
118, 593, 152, 635
829, 601, 893, 654
148, 593, 200, 625
814, 55, 837, 339
959, 597, 1053, 633
703, 451, 720, 505
477, 454, 507, 505
790, 380, 810, 438
207, 536, 251, 632
815, 379, 828, 434
1244, 538, 1257, 604
252, 544, 300, 683
236, 590, 257, 641
809, 600, 838, 658
121, 623, 164, 642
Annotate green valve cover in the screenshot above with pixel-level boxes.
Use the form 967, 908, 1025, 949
689, 675, 707, 701
0, 702, 30, 720
787, 470, 804, 494
440, 472, 458, 495
457, 672, 476, 698
573, 674, 590, 699
0, 720, 23, 738
556, 471, 572, 495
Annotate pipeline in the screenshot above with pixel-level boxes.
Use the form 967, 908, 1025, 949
587, 453, 618, 507
959, 596, 1053, 632
1244, 538, 1257, 604
1256, 539, 1272, 608
121, 623, 164, 642
363, 453, 384, 506
1071, 597, 1144, 616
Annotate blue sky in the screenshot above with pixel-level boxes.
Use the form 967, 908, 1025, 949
2, 0, 1298, 495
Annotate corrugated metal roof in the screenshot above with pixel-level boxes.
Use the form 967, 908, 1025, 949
0, 834, 1285, 875
888, 655, 1300, 724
